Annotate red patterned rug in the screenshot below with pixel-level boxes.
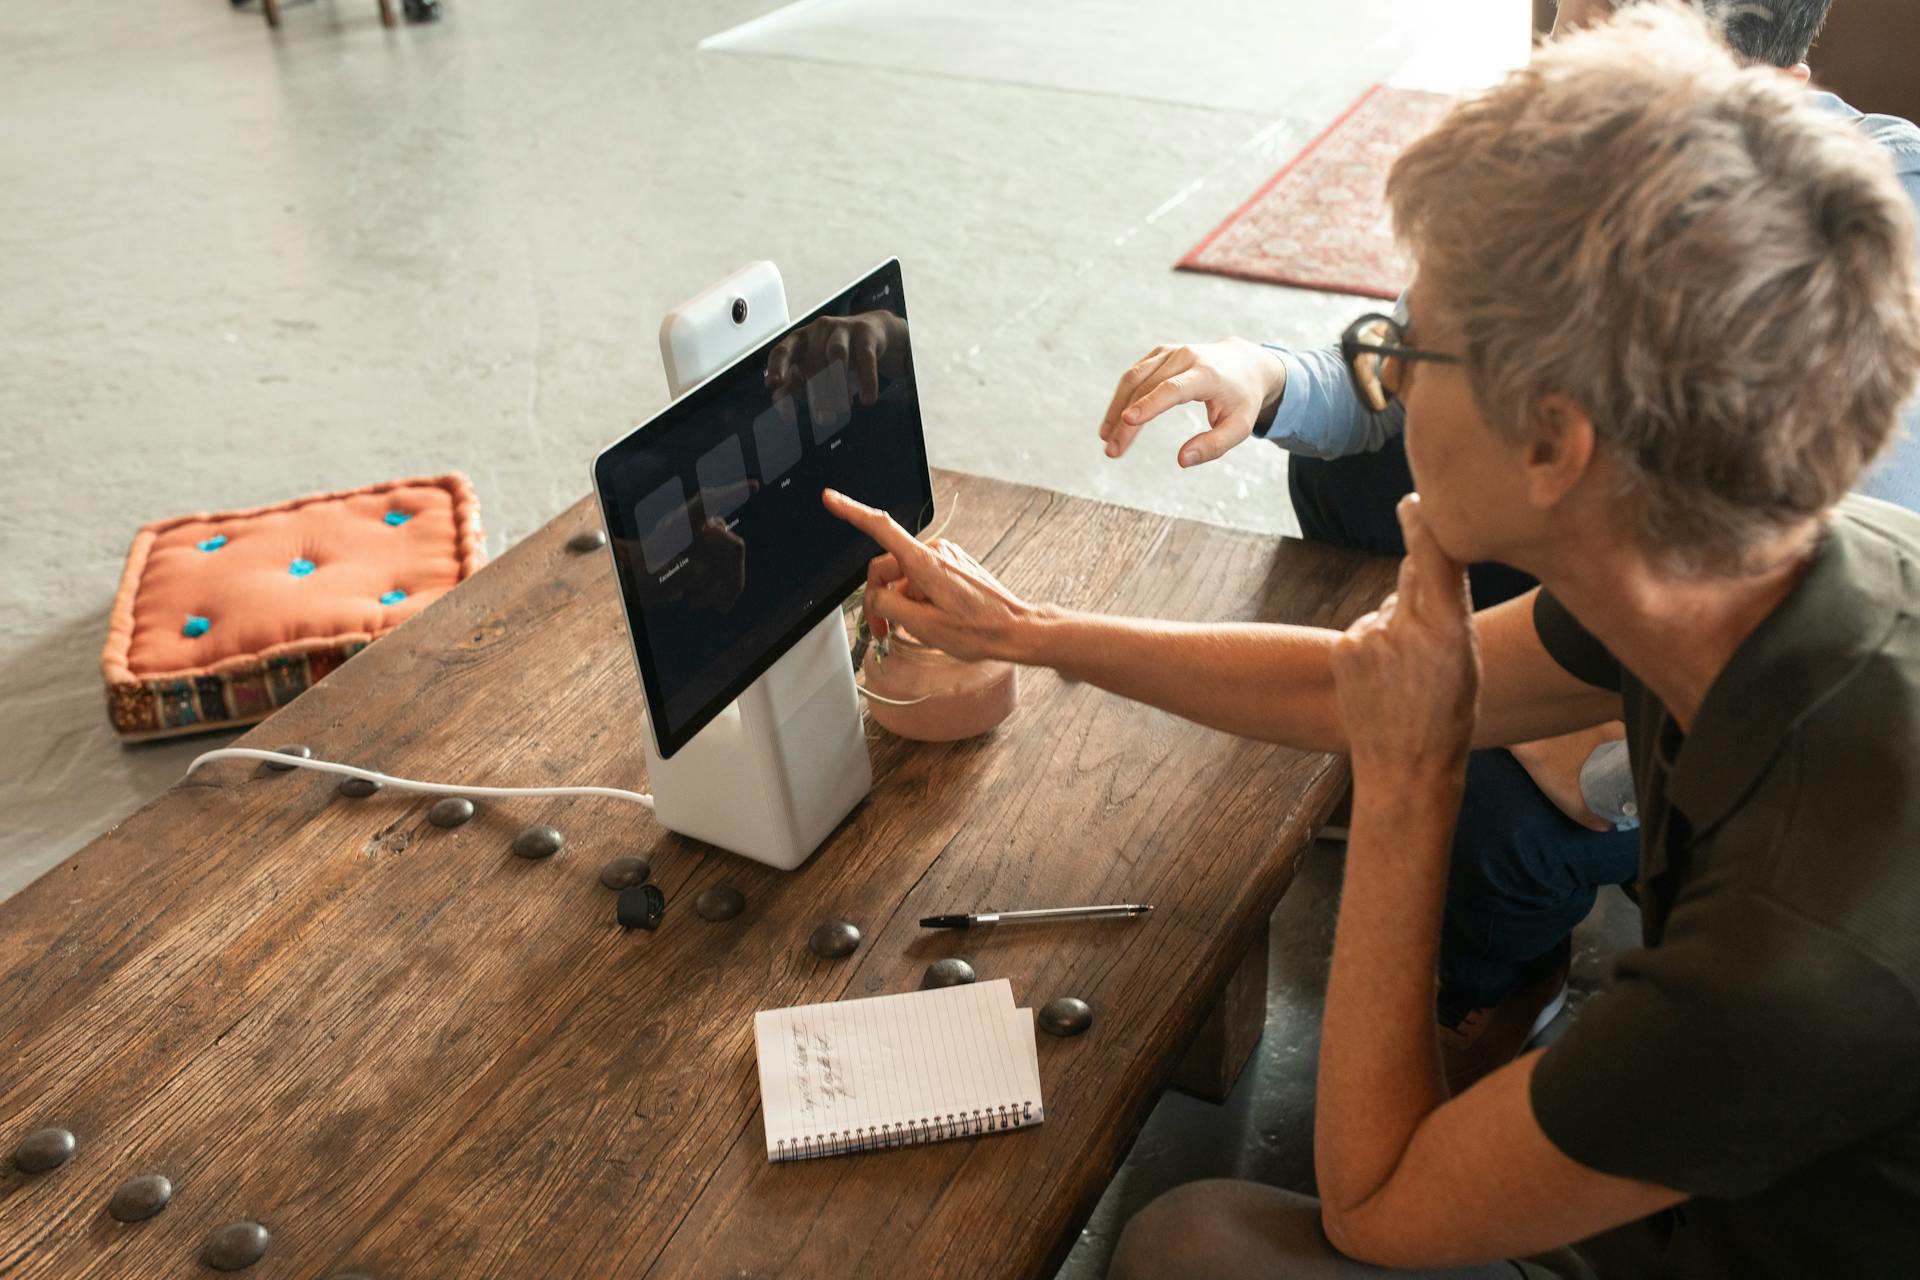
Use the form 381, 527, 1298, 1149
1178, 85, 1456, 300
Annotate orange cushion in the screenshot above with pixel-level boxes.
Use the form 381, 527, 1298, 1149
102, 474, 484, 740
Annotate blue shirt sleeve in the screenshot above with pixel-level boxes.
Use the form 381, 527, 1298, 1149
1852, 165, 1920, 513
1256, 294, 1407, 459
1578, 738, 1641, 832
1256, 345, 1405, 458
1809, 94, 1920, 514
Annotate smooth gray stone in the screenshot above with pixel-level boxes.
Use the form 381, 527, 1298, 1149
337, 776, 382, 798
921, 958, 977, 990
11, 1126, 75, 1174
617, 883, 666, 930
108, 1173, 174, 1223
1038, 996, 1093, 1037
264, 745, 311, 772
427, 796, 475, 828
694, 885, 745, 922
598, 856, 651, 890
567, 527, 608, 553
512, 825, 565, 859
808, 920, 861, 960
203, 1221, 270, 1271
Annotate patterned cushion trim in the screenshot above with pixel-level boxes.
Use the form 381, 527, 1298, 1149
101, 472, 483, 741
106, 641, 370, 741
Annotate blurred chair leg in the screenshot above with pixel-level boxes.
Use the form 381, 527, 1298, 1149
378, 0, 396, 27
262, 0, 281, 27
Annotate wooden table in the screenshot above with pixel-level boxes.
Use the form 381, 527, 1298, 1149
0, 471, 1392, 1279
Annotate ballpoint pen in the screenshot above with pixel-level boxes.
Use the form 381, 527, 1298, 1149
919, 904, 1153, 929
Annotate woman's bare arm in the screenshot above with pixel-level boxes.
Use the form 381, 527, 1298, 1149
823, 491, 1623, 755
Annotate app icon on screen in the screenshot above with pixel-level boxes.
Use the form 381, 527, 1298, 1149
752, 396, 802, 484
808, 358, 853, 442
696, 436, 752, 521
635, 478, 693, 575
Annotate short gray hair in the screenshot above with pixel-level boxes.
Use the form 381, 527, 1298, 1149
1392, 3, 1920, 574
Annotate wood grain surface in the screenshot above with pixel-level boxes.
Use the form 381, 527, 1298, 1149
0, 471, 1393, 1279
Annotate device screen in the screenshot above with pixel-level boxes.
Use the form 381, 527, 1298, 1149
594, 259, 933, 759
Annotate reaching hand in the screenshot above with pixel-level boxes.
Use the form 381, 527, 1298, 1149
764, 311, 907, 407
821, 489, 1039, 663
683, 517, 747, 614
1329, 495, 1480, 781
1098, 339, 1288, 467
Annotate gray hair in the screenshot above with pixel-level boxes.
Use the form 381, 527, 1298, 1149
1393, 3, 1920, 574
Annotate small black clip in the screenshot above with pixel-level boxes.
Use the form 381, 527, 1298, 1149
617, 883, 667, 930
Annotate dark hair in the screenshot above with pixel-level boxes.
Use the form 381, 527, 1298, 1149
1608, 0, 1836, 66
1704, 0, 1834, 66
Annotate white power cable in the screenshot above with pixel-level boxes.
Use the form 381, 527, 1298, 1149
184, 748, 655, 811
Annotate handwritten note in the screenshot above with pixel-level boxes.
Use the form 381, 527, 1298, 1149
755, 979, 1044, 1161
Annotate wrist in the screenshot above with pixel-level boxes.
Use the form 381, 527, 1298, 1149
1349, 752, 1466, 803
1254, 344, 1289, 436
1347, 772, 1462, 851
1004, 602, 1069, 667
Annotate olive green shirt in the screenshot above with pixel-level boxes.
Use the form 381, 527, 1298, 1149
1528, 496, 1920, 1278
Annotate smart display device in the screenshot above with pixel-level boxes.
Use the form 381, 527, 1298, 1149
592, 258, 933, 762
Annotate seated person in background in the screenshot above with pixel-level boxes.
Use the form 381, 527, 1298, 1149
826, 5, 1920, 1275
1094, 0, 1920, 1093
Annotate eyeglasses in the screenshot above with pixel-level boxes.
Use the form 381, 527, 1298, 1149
1342, 312, 1461, 412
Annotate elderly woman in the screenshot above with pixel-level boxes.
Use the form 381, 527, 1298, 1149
825, 6, 1920, 1277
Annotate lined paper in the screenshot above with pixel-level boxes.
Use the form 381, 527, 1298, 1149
755, 978, 1045, 1161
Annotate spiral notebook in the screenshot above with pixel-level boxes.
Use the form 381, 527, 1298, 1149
754, 978, 1045, 1162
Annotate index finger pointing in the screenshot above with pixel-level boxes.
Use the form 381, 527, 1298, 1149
823, 489, 935, 569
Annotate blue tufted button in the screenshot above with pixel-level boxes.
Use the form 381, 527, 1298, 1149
183, 615, 211, 638
384, 511, 411, 527
379, 589, 407, 605
196, 535, 228, 552
289, 558, 316, 577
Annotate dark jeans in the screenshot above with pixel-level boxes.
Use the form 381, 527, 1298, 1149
1291, 443, 1638, 1005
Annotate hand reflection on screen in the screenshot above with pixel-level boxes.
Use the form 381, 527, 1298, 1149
763, 310, 909, 407
624, 495, 750, 615
682, 516, 747, 613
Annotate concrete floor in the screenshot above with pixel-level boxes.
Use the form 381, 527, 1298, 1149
0, 3, 1617, 1277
